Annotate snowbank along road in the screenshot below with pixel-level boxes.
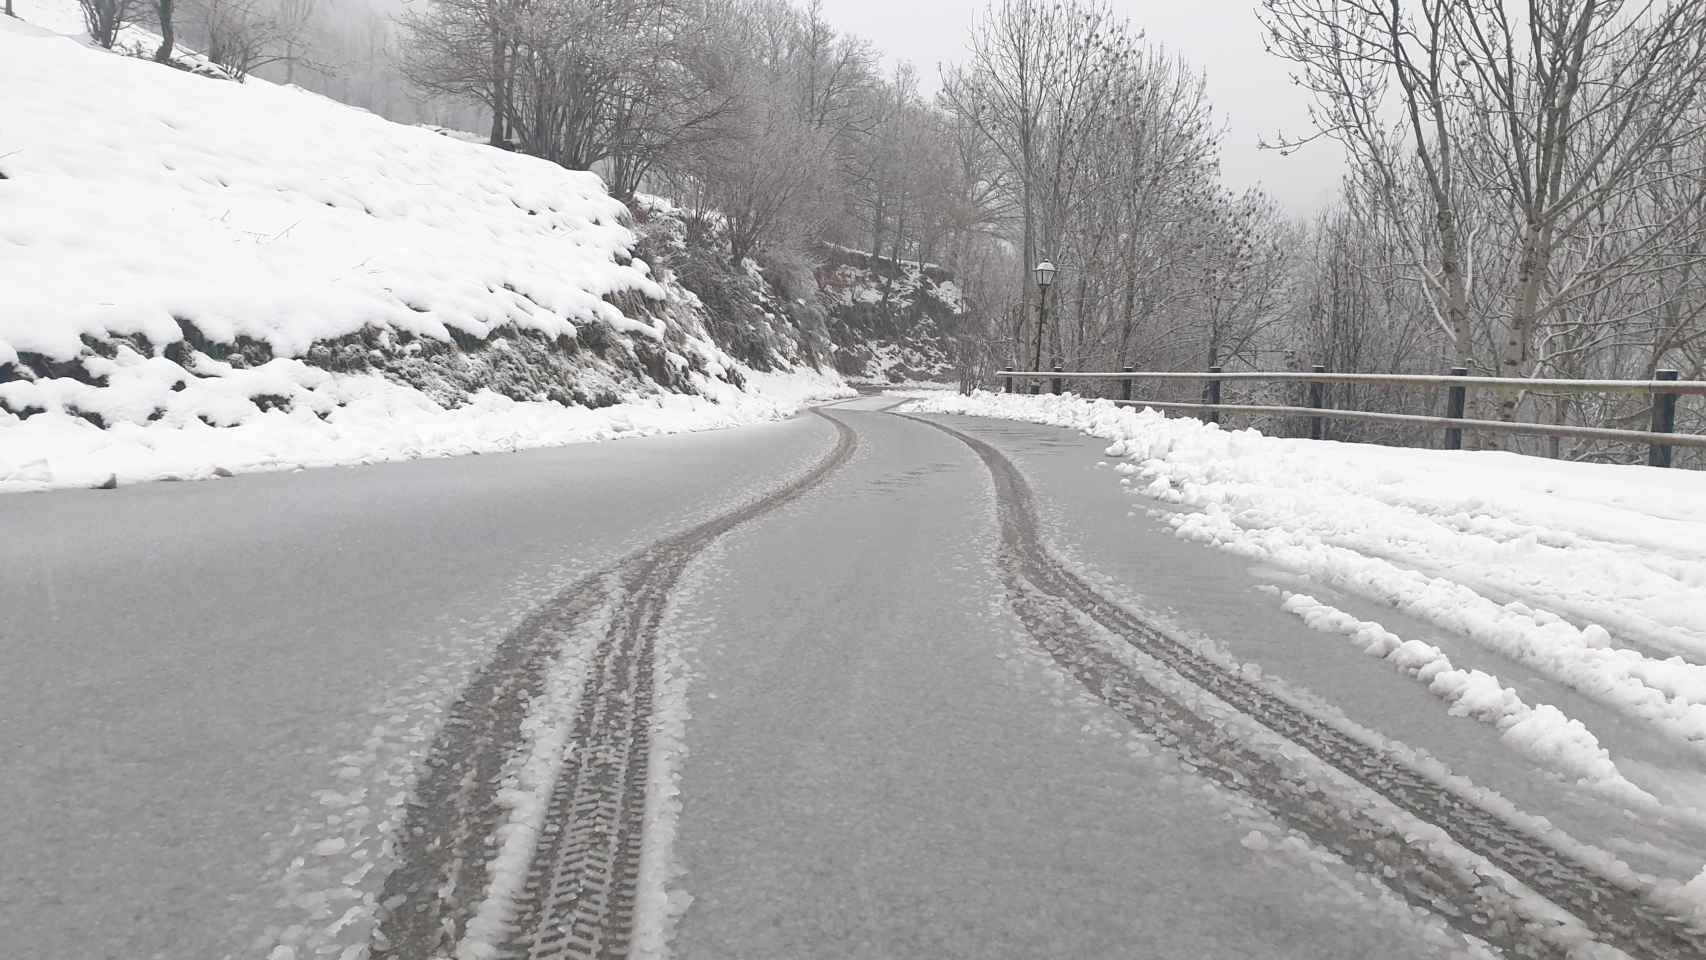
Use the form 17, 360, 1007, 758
900, 410, 1701, 960
4, 396, 1705, 959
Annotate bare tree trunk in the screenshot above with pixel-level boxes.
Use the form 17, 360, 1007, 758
488, 35, 507, 147
1436, 207, 1472, 365
1071, 272, 1089, 370
1498, 222, 1545, 421
878, 212, 905, 316
1023, 173, 1038, 371
154, 0, 174, 60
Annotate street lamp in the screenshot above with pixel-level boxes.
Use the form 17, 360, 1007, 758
1030, 259, 1056, 392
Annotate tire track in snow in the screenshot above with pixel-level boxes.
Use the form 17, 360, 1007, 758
902, 411, 1706, 960
369, 581, 611, 960
369, 410, 856, 960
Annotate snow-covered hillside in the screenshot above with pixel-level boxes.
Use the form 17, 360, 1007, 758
817, 245, 964, 384
628, 194, 838, 374
0, 13, 847, 492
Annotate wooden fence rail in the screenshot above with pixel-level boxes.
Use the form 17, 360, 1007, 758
994, 366, 1706, 467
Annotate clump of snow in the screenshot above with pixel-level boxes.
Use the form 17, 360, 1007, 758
1682, 865, 1706, 921
903, 392, 1706, 749
1275, 591, 1655, 804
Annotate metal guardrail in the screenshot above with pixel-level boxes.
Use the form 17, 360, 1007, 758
996, 365, 1706, 467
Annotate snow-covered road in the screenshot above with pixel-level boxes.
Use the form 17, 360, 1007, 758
664, 401, 1466, 959
0, 415, 831, 958
3, 396, 1703, 959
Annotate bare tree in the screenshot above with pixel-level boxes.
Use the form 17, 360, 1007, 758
79, 0, 139, 47
1188, 188, 1292, 371
401, 0, 741, 181
600, 1, 745, 199
398, 0, 521, 146
1263, 0, 1706, 435
791, 0, 877, 144
695, 83, 839, 265
274, 0, 317, 82
1453, 0, 1706, 419
154, 0, 176, 60
1261, 0, 1477, 366
1059, 49, 1219, 372
942, 0, 1141, 371
850, 65, 917, 263
194, 0, 281, 78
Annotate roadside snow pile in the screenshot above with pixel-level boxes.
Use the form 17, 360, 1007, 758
0, 17, 848, 492
1269, 590, 1655, 804
1, 367, 847, 492
902, 391, 1706, 747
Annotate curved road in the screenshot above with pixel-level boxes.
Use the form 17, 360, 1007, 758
2, 396, 1702, 959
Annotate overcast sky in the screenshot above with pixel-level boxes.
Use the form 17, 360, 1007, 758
818, 0, 1347, 215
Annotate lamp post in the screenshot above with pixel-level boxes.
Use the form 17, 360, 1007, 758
1030, 259, 1056, 393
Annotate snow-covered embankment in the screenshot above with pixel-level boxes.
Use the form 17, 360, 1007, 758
0, 15, 848, 493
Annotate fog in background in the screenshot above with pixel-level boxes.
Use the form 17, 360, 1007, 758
266, 0, 1341, 214
821, 0, 1346, 213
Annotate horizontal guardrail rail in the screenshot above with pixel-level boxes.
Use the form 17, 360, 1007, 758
994, 365, 1705, 467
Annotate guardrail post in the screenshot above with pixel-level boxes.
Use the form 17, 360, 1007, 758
1308, 364, 1326, 440
1649, 369, 1680, 467
1004, 374, 1013, 394
1051, 364, 1063, 396
1445, 366, 1469, 450
1205, 366, 1223, 425
1029, 374, 1039, 395
1121, 365, 1134, 403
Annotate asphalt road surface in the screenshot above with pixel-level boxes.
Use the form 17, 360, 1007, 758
4, 395, 1703, 959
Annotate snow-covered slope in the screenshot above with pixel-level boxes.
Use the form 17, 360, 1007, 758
0, 14, 847, 491
629, 194, 837, 374
817, 245, 964, 384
